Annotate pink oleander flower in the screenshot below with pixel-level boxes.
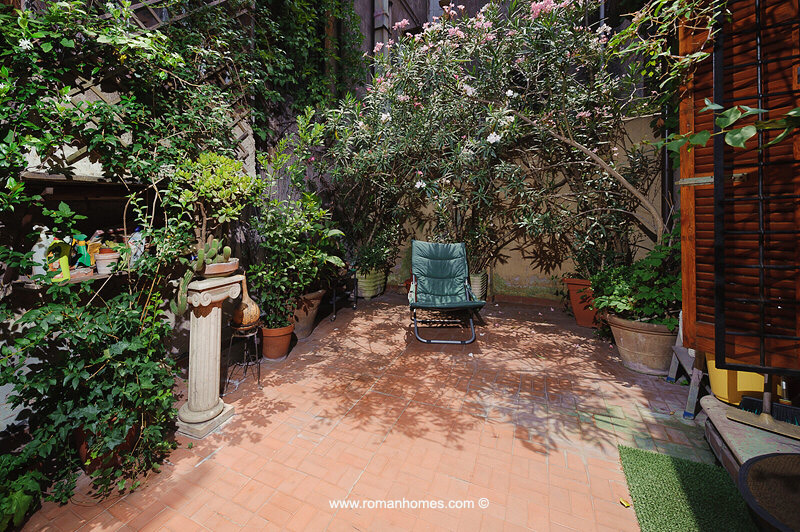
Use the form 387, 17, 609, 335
374, 42, 384, 53
530, 0, 555, 19
576, 110, 591, 119
393, 18, 410, 31
457, 4, 465, 11
397, 94, 410, 102
448, 27, 465, 38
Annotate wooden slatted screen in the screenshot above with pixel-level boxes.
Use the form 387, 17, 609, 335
680, 0, 800, 374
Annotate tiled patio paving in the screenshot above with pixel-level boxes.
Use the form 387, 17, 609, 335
27, 293, 713, 531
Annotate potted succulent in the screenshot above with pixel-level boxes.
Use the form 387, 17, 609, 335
166, 152, 261, 315
248, 187, 344, 355
590, 225, 681, 375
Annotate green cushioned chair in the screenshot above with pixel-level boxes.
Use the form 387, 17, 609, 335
408, 240, 485, 344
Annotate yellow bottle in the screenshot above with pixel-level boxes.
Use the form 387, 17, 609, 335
47, 240, 71, 282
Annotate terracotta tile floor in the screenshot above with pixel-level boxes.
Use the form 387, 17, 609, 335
28, 293, 713, 531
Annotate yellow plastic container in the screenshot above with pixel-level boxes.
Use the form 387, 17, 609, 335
705, 352, 773, 405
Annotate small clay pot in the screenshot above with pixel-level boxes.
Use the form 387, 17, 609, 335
260, 323, 294, 359
95, 251, 120, 275
201, 258, 239, 278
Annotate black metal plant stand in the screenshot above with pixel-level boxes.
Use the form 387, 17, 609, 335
223, 325, 260, 394
330, 267, 357, 321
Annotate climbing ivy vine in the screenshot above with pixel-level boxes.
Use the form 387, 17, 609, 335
0, 0, 364, 182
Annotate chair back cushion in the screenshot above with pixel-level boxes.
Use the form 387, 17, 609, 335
411, 240, 469, 305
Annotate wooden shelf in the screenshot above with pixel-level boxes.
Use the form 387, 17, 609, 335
14, 272, 116, 290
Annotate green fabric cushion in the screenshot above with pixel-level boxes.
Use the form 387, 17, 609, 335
409, 240, 484, 310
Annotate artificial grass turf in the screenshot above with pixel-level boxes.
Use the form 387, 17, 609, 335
618, 445, 757, 532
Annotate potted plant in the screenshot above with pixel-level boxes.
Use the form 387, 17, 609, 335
591, 225, 681, 375
563, 278, 597, 328
353, 232, 396, 300
166, 152, 261, 315
248, 184, 344, 354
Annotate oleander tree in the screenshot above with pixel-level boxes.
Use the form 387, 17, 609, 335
307, 0, 714, 275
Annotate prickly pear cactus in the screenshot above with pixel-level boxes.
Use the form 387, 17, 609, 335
171, 238, 236, 313
170, 268, 194, 315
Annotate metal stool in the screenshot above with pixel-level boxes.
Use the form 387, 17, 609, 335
223, 325, 260, 394
330, 267, 358, 321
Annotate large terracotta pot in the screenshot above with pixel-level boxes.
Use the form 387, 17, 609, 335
356, 269, 386, 300
294, 289, 326, 339
73, 423, 138, 473
563, 277, 597, 327
261, 323, 294, 359
232, 277, 260, 333
470, 270, 488, 301
607, 314, 677, 375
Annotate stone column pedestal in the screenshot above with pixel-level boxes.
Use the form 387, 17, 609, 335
177, 274, 243, 439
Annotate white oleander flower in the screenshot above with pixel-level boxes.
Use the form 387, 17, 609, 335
380, 112, 391, 123
415, 180, 426, 189
463, 84, 477, 97
487, 132, 501, 144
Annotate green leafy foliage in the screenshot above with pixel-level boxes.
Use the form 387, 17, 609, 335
0, 0, 364, 182
590, 222, 681, 330
170, 152, 262, 245
249, 144, 344, 328
305, 0, 712, 277
661, 100, 800, 158
0, 185, 178, 528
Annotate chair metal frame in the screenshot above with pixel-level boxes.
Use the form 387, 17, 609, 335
410, 278, 478, 345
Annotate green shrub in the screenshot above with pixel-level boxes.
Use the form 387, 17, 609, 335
591, 223, 681, 330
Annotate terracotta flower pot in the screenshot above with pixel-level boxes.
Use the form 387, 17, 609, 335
95, 251, 120, 275
606, 314, 677, 375
294, 289, 326, 339
260, 323, 294, 359
201, 258, 239, 278
563, 277, 597, 327
73, 423, 139, 473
